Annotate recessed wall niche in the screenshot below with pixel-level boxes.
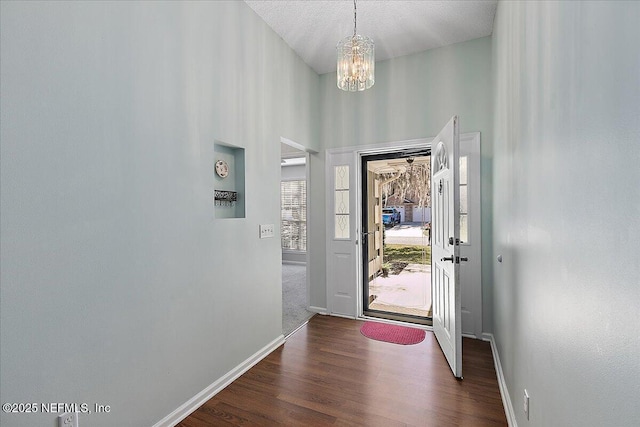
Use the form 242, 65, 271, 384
214, 141, 245, 219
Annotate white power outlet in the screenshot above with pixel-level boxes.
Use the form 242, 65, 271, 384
523, 389, 530, 420
59, 412, 79, 427
259, 224, 275, 239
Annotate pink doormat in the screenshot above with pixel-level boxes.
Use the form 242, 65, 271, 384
360, 321, 426, 345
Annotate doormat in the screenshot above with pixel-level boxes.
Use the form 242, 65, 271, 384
360, 321, 426, 345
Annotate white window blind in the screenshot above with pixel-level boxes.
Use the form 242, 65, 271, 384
281, 180, 307, 251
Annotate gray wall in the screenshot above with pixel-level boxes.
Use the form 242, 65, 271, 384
0, 2, 319, 426
312, 37, 494, 331
492, 1, 640, 425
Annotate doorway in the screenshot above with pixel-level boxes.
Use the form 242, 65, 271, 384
361, 150, 432, 325
325, 133, 481, 339
281, 140, 313, 337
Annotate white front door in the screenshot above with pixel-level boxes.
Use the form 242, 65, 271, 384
431, 116, 462, 378
326, 151, 357, 317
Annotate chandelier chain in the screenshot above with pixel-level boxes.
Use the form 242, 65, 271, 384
353, 0, 357, 36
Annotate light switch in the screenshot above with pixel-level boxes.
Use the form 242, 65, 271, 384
259, 224, 275, 239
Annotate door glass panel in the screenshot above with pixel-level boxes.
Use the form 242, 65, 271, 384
459, 156, 468, 185
335, 190, 350, 214
459, 156, 468, 243
460, 214, 468, 244
335, 165, 349, 190
459, 185, 468, 214
335, 215, 349, 239
334, 165, 350, 239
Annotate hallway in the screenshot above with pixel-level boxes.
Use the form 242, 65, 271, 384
179, 316, 507, 426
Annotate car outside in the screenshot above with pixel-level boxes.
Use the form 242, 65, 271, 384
382, 208, 401, 227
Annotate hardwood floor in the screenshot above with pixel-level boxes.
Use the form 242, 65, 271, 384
178, 315, 507, 426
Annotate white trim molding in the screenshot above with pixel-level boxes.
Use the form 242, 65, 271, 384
308, 306, 328, 315
484, 333, 517, 427
152, 335, 285, 427
281, 136, 318, 154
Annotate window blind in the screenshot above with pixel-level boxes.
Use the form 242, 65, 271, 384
281, 180, 307, 251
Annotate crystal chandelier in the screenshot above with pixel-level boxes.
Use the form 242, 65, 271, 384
337, 0, 374, 91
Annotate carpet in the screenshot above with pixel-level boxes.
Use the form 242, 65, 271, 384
282, 263, 315, 337
360, 321, 426, 345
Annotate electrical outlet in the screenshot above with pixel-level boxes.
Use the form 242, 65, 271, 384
523, 389, 530, 420
259, 224, 275, 239
59, 412, 79, 427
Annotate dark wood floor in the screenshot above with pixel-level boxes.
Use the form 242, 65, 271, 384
178, 315, 507, 426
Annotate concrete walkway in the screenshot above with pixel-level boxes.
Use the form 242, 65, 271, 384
369, 263, 431, 317
385, 222, 430, 246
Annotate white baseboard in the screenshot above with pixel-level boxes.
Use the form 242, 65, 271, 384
484, 333, 517, 427
328, 312, 357, 320
308, 306, 327, 315
152, 334, 285, 427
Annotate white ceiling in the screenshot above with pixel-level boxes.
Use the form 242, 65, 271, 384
245, 0, 497, 75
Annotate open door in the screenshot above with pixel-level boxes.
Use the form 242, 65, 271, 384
431, 116, 462, 378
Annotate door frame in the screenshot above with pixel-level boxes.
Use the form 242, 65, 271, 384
360, 148, 432, 325
355, 139, 432, 323
326, 133, 482, 332
281, 137, 315, 326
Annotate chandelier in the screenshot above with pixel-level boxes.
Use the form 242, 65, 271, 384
337, 0, 374, 91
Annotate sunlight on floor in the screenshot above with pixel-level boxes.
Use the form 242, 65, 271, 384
369, 263, 431, 317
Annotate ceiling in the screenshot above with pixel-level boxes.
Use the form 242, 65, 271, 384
281, 142, 305, 156
367, 156, 430, 174
245, 0, 497, 75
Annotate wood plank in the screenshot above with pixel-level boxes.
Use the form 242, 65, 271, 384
178, 315, 507, 426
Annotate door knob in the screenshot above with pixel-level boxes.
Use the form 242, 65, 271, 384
441, 256, 454, 262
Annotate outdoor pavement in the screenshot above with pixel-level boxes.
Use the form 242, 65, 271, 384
385, 222, 430, 246
369, 222, 431, 317
369, 263, 431, 316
